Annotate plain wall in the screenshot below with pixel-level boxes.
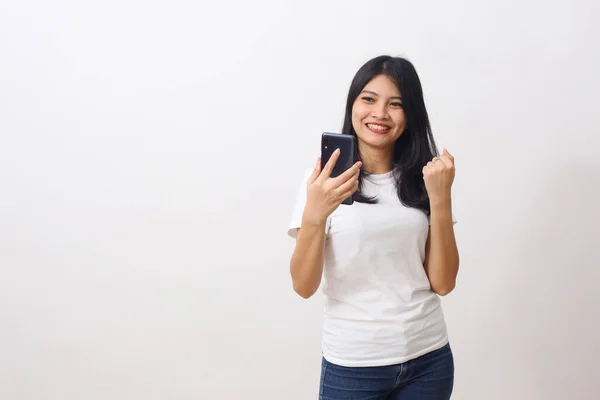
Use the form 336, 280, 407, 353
1, 0, 599, 399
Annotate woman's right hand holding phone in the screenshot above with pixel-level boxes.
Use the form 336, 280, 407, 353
301, 149, 362, 227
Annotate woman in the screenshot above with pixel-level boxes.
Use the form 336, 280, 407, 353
287, 55, 459, 400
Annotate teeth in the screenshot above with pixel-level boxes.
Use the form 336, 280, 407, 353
367, 124, 389, 131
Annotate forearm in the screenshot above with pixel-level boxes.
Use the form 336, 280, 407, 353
426, 199, 459, 295
289, 220, 327, 299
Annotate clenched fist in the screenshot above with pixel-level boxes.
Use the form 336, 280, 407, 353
423, 148, 455, 204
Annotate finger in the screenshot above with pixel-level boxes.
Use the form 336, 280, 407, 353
430, 158, 446, 170
335, 170, 360, 195
439, 155, 454, 169
339, 179, 360, 200
432, 156, 445, 165
319, 148, 340, 180
332, 160, 362, 185
443, 148, 454, 162
307, 157, 321, 184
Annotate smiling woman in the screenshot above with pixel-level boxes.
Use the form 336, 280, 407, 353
340, 56, 441, 210
287, 55, 459, 400
353, 77, 407, 155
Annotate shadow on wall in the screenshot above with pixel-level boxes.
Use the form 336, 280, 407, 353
495, 163, 600, 399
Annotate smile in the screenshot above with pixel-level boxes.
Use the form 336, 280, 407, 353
366, 123, 391, 134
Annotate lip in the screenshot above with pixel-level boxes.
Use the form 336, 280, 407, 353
365, 122, 392, 134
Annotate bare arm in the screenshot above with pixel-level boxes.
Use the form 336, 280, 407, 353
289, 150, 361, 299
422, 148, 460, 296
424, 200, 459, 296
289, 223, 327, 298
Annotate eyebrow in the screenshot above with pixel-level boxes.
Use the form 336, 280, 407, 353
360, 90, 402, 100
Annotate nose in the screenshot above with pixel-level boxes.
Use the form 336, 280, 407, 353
370, 103, 389, 120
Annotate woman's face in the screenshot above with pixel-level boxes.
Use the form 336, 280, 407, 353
351, 74, 407, 153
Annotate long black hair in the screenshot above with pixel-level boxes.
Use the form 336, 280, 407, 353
341, 55, 439, 214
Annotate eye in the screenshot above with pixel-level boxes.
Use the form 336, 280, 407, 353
361, 96, 375, 102
390, 102, 403, 107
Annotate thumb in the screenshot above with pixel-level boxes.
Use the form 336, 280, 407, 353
443, 148, 454, 160
307, 157, 321, 184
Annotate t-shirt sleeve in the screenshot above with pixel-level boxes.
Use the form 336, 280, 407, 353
287, 168, 313, 239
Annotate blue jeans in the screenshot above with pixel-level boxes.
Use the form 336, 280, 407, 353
319, 343, 454, 400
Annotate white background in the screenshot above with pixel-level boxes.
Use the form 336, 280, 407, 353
1, 1, 599, 399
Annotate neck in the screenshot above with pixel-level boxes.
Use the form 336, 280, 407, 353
360, 145, 394, 174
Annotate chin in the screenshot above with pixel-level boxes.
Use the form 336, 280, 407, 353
357, 131, 398, 149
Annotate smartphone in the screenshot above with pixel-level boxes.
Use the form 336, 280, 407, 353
321, 132, 358, 205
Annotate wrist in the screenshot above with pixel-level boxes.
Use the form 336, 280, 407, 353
301, 214, 328, 230
429, 196, 452, 211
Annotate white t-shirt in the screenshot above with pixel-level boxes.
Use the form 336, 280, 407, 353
287, 168, 456, 367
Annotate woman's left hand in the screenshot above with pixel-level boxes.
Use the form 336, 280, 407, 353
423, 148, 455, 204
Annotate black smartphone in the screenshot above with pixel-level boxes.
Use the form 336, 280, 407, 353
321, 132, 358, 205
